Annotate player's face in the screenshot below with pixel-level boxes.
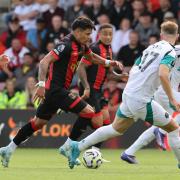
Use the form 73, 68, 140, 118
78, 29, 92, 45
99, 28, 113, 45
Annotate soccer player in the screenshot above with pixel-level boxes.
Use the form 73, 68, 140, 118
59, 24, 116, 157
121, 45, 180, 164
0, 16, 122, 167
66, 21, 180, 169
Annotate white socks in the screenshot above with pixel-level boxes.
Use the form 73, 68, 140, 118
125, 126, 156, 156
64, 137, 71, 146
78, 125, 121, 151
7, 141, 18, 152
168, 128, 180, 164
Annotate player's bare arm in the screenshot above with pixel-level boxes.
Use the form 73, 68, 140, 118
159, 64, 180, 112
86, 52, 123, 70
33, 52, 56, 104
77, 61, 90, 99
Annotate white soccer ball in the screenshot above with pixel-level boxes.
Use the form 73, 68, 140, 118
82, 149, 103, 169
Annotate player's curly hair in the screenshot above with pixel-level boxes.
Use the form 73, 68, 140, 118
71, 16, 95, 31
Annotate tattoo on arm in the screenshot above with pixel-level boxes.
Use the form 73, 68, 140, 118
77, 63, 90, 89
38, 53, 55, 81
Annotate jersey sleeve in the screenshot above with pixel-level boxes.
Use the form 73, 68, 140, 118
50, 42, 70, 61
160, 50, 176, 69
81, 44, 97, 65
175, 45, 180, 57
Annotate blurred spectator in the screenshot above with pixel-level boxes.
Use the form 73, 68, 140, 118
58, 0, 75, 11
146, 0, 160, 13
64, 0, 84, 28
112, 18, 132, 55
108, 0, 133, 29
135, 11, 159, 46
4, 38, 29, 78
91, 14, 116, 43
43, 0, 65, 28
45, 15, 69, 46
153, 0, 176, 26
83, 0, 107, 24
117, 31, 145, 68
36, 0, 50, 13
132, 0, 145, 14
148, 34, 159, 45
45, 41, 55, 53
131, 0, 146, 28
163, 11, 177, 23
25, 76, 37, 109
0, 79, 27, 109
0, 17, 26, 48
14, 53, 37, 90
132, 9, 141, 29
14, 0, 40, 31
0, 42, 6, 55
26, 17, 47, 52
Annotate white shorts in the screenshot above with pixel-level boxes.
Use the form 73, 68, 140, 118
116, 93, 171, 126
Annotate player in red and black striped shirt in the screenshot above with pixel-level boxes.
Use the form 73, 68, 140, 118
66, 24, 114, 148
0, 17, 123, 168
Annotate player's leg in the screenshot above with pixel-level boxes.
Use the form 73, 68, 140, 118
67, 96, 135, 168
0, 90, 60, 167
58, 90, 95, 165
150, 100, 180, 168
68, 91, 103, 142
0, 111, 54, 167
122, 125, 156, 164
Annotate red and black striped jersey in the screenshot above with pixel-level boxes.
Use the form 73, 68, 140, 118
81, 41, 112, 90
45, 34, 91, 90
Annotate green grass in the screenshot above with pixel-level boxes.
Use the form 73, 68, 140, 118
0, 149, 179, 180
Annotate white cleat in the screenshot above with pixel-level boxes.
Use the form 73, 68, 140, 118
0, 147, 12, 168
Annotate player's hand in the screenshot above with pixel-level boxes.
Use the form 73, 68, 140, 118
0, 54, 9, 68
169, 99, 180, 112
110, 61, 123, 71
81, 88, 90, 100
33, 86, 45, 105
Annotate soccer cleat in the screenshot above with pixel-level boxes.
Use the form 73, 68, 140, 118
59, 145, 81, 166
154, 128, 166, 151
0, 147, 12, 167
121, 152, 138, 164
68, 141, 80, 169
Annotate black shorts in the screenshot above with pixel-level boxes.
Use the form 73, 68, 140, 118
36, 88, 87, 120
79, 85, 108, 113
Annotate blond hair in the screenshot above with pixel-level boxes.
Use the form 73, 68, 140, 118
161, 21, 178, 35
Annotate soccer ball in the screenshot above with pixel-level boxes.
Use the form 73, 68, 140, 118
82, 149, 103, 169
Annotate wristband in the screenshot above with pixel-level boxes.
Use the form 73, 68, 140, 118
105, 60, 110, 67
37, 81, 45, 87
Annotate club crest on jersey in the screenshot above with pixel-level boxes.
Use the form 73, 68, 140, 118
57, 44, 65, 53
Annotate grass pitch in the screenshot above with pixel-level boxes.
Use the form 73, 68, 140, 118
0, 149, 179, 180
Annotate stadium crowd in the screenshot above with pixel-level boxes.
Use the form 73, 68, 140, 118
0, 0, 179, 111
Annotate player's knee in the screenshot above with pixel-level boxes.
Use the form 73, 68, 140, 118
79, 104, 95, 119
31, 118, 47, 130
91, 113, 104, 129
84, 104, 95, 114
